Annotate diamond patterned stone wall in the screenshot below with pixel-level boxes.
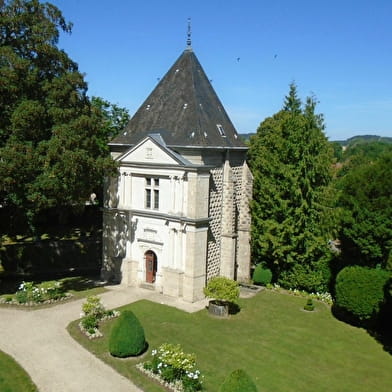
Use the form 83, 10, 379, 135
206, 167, 223, 279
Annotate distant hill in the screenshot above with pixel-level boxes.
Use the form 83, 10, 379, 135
333, 135, 392, 146
239, 132, 255, 142
240, 133, 392, 146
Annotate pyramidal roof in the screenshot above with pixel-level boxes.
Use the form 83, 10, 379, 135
110, 47, 246, 149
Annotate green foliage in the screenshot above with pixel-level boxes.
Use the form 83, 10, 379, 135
144, 343, 203, 391
0, 0, 117, 233
14, 280, 66, 304
335, 266, 391, 323
330, 141, 343, 162
335, 152, 392, 269
304, 298, 315, 311
252, 264, 272, 285
108, 310, 146, 357
91, 96, 130, 147
81, 315, 99, 334
203, 276, 240, 304
278, 258, 331, 293
219, 369, 258, 392
82, 295, 106, 319
248, 83, 336, 292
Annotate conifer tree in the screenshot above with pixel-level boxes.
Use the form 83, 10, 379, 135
248, 83, 336, 291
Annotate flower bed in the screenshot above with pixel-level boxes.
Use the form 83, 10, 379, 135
0, 280, 72, 306
266, 283, 333, 305
78, 295, 120, 339
139, 343, 203, 392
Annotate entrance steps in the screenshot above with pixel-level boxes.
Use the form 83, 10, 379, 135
139, 282, 155, 291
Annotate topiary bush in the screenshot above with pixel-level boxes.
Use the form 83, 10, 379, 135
303, 298, 315, 311
252, 264, 272, 285
203, 276, 239, 305
219, 369, 258, 392
334, 266, 391, 325
109, 310, 147, 357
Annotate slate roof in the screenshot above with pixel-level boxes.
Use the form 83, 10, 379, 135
110, 47, 246, 149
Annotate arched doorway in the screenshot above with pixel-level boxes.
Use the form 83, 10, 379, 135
145, 250, 157, 283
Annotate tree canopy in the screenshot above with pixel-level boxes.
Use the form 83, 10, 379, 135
248, 83, 336, 292
0, 0, 117, 232
335, 151, 392, 269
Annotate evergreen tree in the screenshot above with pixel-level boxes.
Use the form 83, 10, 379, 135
248, 83, 336, 292
0, 0, 117, 232
336, 151, 392, 269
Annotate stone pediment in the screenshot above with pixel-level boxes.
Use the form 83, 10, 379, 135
117, 135, 190, 166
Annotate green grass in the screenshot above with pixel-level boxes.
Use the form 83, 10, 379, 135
0, 350, 38, 392
68, 290, 392, 392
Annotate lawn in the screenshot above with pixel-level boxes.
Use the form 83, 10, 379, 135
68, 290, 392, 392
0, 350, 38, 392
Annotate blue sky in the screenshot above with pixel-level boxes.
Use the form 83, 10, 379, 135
50, 0, 392, 140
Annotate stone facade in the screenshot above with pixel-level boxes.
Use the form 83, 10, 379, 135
101, 46, 253, 302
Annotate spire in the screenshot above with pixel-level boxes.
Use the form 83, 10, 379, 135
186, 18, 192, 48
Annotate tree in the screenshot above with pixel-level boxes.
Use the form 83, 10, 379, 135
90, 96, 130, 151
336, 151, 392, 269
248, 83, 336, 292
0, 0, 117, 233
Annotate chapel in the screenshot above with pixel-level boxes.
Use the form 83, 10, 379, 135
101, 35, 253, 302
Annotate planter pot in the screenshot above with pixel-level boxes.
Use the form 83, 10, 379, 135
208, 300, 229, 317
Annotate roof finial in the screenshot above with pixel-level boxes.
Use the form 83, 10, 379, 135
186, 17, 192, 48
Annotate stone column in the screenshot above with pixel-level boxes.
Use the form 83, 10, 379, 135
219, 158, 236, 279
236, 162, 253, 282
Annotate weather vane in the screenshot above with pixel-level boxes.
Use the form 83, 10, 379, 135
187, 17, 192, 47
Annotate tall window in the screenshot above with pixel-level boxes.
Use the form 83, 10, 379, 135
145, 177, 159, 209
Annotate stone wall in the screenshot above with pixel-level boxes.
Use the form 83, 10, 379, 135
206, 167, 223, 280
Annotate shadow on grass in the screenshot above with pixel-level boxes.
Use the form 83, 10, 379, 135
332, 303, 392, 356
228, 302, 241, 315
60, 276, 105, 292
0, 274, 104, 296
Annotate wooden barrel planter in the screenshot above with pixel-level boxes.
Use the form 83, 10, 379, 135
208, 300, 229, 317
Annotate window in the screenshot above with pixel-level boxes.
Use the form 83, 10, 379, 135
216, 124, 226, 137
146, 147, 153, 159
145, 177, 159, 209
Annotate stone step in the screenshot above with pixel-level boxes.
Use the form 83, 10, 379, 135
139, 282, 155, 291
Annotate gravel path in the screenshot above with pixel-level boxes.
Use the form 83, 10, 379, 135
0, 285, 207, 392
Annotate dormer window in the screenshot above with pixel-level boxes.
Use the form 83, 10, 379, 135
216, 124, 226, 137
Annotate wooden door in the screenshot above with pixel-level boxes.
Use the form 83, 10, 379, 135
145, 251, 156, 283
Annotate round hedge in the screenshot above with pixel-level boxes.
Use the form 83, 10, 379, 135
219, 369, 258, 392
108, 310, 146, 357
252, 264, 272, 286
335, 266, 390, 323
203, 276, 239, 304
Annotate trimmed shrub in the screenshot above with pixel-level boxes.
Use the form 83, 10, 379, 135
219, 369, 258, 392
335, 266, 391, 324
252, 264, 272, 285
203, 276, 239, 305
109, 310, 146, 357
304, 298, 315, 311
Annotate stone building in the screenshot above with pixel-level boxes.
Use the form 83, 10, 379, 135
101, 39, 253, 302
